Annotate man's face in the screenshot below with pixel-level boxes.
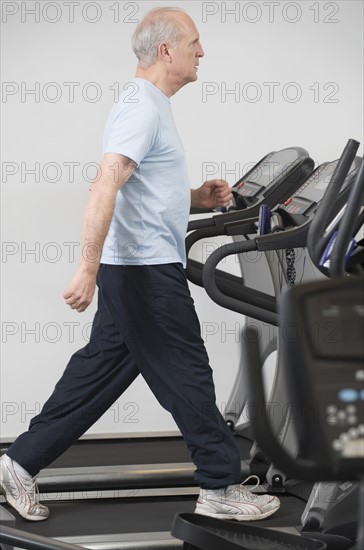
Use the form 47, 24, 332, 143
168, 14, 205, 88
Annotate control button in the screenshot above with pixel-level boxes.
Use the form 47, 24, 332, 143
339, 481, 353, 491
237, 181, 245, 189
326, 404, 338, 415
337, 410, 346, 420
348, 416, 358, 426
346, 404, 357, 414
342, 438, 364, 458
355, 369, 364, 382
322, 305, 340, 317
339, 389, 358, 403
332, 439, 343, 451
349, 428, 358, 438
327, 416, 338, 425
353, 305, 364, 317
284, 197, 292, 206
340, 432, 349, 442
358, 424, 364, 436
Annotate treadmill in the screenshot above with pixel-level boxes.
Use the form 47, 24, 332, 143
171, 157, 364, 547
174, 140, 362, 548
200, 139, 362, 491
172, 273, 364, 550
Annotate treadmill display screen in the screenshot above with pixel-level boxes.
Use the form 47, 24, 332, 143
235, 180, 262, 197
283, 162, 339, 214
284, 158, 359, 215
296, 162, 338, 203
234, 147, 304, 195
284, 196, 313, 215
247, 149, 301, 187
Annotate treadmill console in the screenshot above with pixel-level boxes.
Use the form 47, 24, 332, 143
234, 179, 262, 198
282, 159, 360, 216
232, 147, 311, 207
281, 277, 364, 465
283, 162, 338, 214
305, 288, 364, 460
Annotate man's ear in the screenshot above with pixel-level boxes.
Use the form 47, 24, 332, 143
158, 42, 171, 62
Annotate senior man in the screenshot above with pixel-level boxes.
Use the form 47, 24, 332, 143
0, 7, 280, 522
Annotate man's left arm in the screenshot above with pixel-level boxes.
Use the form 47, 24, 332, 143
191, 179, 232, 209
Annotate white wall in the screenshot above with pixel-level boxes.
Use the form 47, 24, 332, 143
1, 0, 363, 438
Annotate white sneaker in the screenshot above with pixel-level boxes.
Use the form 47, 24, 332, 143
0, 455, 49, 521
195, 478, 280, 521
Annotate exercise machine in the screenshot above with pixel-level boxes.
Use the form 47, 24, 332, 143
172, 273, 364, 549
171, 140, 363, 549
201, 139, 361, 490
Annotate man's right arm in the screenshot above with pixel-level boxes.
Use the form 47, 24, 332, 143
63, 152, 136, 313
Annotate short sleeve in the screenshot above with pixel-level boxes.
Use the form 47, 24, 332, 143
103, 102, 159, 165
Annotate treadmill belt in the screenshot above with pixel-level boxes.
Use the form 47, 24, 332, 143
10, 497, 196, 537
45, 436, 253, 468
6, 494, 307, 538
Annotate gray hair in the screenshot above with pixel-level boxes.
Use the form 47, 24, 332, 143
132, 7, 187, 68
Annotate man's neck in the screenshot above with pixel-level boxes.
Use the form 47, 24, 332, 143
135, 65, 180, 98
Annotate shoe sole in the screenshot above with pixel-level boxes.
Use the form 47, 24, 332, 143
195, 503, 280, 522
0, 475, 49, 522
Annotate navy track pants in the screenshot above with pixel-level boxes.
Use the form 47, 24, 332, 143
7, 263, 242, 488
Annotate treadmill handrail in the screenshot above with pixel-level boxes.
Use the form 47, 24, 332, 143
330, 157, 364, 277
202, 239, 279, 325
199, 217, 330, 325
188, 258, 277, 313
200, 224, 317, 326
0, 525, 81, 550
306, 139, 360, 269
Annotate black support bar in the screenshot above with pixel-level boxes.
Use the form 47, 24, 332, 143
0, 525, 81, 550
202, 240, 279, 325
307, 139, 360, 267
330, 157, 364, 277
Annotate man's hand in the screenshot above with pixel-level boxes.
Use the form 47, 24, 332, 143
191, 179, 233, 209
63, 266, 97, 313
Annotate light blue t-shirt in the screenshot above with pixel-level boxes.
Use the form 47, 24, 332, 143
100, 78, 191, 266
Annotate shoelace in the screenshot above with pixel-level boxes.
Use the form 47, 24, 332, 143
225, 476, 263, 502
235, 486, 262, 502
19, 475, 41, 507
3, 458, 41, 509
241, 475, 260, 491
